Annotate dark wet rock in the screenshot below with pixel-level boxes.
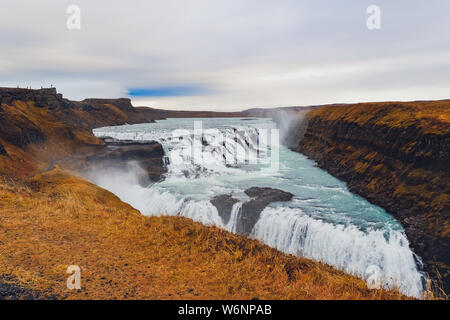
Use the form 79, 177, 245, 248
211, 187, 293, 235
211, 194, 239, 225
238, 187, 293, 235
60, 139, 166, 186
0, 116, 47, 149
244, 187, 294, 201
87, 141, 165, 184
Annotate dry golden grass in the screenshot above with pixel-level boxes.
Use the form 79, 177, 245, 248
310, 100, 450, 135
0, 168, 409, 300
0, 100, 104, 179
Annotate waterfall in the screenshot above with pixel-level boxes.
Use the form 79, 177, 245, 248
252, 206, 424, 298
92, 118, 425, 298
225, 202, 243, 233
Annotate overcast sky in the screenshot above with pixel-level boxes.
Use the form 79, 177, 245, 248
1, 0, 449, 111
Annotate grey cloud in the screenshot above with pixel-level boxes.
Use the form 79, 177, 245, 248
0, 0, 449, 109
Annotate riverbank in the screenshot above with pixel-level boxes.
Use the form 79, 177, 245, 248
295, 100, 449, 293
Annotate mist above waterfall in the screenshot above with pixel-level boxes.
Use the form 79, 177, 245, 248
244, 108, 310, 149
270, 110, 308, 149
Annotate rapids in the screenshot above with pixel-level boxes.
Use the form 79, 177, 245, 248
92, 117, 425, 297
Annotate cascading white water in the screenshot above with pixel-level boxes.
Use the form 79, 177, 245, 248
225, 202, 243, 233
252, 206, 424, 297
94, 122, 268, 178
92, 117, 425, 298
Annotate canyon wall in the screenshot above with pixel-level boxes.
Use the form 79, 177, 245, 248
0, 87, 244, 179
0, 88, 142, 178
296, 100, 450, 292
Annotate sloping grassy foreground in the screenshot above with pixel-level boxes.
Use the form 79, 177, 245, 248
0, 168, 407, 300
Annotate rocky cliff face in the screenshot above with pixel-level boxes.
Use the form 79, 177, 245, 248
0, 87, 244, 179
296, 100, 450, 292
0, 87, 165, 179
0, 87, 68, 109
59, 138, 166, 184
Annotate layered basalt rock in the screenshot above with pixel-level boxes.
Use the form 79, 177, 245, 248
82, 98, 136, 113
295, 101, 450, 291
0, 88, 137, 114
0, 87, 70, 109
0, 115, 47, 149
239, 187, 294, 235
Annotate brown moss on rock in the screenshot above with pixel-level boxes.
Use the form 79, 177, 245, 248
297, 100, 450, 292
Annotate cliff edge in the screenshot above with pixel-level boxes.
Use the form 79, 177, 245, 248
296, 100, 450, 292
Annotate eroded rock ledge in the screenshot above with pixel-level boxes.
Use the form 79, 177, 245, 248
211, 187, 294, 235
58, 138, 166, 185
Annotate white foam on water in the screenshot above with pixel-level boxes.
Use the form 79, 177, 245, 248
89, 172, 425, 298
179, 200, 223, 226
94, 125, 269, 179
251, 206, 424, 298
225, 202, 243, 233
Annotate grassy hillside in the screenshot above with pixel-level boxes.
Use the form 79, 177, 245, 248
0, 100, 116, 179
0, 168, 407, 300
